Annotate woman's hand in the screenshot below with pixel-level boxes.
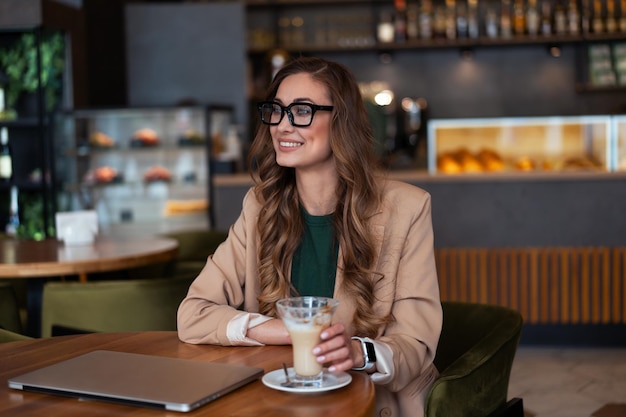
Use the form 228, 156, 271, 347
312, 323, 362, 372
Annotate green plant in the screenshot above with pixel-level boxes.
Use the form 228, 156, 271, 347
0, 31, 65, 114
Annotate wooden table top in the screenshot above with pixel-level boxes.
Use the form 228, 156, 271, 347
0, 236, 179, 279
0, 331, 376, 417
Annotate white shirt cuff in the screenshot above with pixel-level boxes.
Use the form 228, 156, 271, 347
226, 312, 273, 346
368, 338, 395, 385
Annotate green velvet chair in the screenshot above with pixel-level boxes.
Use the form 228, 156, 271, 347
424, 301, 524, 417
0, 281, 23, 334
40, 275, 195, 338
160, 229, 229, 277
0, 328, 32, 343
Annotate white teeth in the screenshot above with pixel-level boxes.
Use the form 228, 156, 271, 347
279, 141, 302, 148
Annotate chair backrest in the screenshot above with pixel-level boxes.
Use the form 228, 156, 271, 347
160, 229, 229, 277
161, 229, 228, 263
0, 328, 32, 343
425, 301, 523, 417
0, 281, 23, 334
40, 276, 194, 338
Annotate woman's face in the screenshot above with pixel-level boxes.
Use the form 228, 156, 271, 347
270, 73, 334, 173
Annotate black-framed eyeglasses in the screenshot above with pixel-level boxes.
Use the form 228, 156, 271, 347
257, 101, 334, 128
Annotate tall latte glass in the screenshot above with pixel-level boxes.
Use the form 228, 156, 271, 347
276, 296, 339, 387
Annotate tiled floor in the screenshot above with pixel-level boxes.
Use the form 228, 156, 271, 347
508, 346, 626, 417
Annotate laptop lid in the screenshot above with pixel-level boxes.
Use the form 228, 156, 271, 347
8, 350, 264, 412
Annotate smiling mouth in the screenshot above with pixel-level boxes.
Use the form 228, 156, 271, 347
279, 141, 302, 148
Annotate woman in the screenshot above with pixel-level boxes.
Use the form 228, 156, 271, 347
177, 57, 442, 417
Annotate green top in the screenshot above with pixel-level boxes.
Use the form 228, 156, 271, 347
290, 210, 339, 298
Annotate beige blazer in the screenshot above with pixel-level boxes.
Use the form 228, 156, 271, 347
178, 179, 442, 417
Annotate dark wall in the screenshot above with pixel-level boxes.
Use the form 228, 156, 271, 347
124, 3, 247, 129
320, 44, 626, 120
82, 0, 130, 107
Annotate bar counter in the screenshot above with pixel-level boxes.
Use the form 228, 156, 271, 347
214, 170, 626, 248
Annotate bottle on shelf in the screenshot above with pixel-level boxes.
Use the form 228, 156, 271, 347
433, 3, 448, 38
445, 0, 457, 39
540, 0, 553, 35
527, 0, 541, 35
0, 127, 11, 182
581, 0, 592, 33
501, 0, 514, 38
406, 2, 420, 40
606, 0, 618, 32
394, 0, 408, 42
620, 0, 626, 31
513, 0, 527, 35
467, 0, 480, 38
554, 0, 568, 34
592, 0, 604, 32
485, 4, 500, 37
5, 186, 19, 237
456, 0, 469, 38
419, 0, 434, 39
377, 11, 395, 43
567, 0, 581, 34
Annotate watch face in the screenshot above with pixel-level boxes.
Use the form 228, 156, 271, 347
364, 342, 377, 363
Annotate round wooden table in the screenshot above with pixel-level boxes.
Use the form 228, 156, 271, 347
0, 236, 179, 282
0, 236, 179, 336
0, 331, 376, 417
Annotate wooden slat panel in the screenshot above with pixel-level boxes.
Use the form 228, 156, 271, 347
591, 250, 601, 324
509, 250, 519, 312
450, 250, 458, 301
581, 248, 591, 323
489, 251, 498, 305
499, 249, 508, 308
469, 249, 478, 303
530, 249, 539, 324
479, 249, 488, 304
519, 250, 529, 321
539, 250, 550, 323
434, 246, 626, 325
550, 249, 560, 324
571, 248, 580, 324
560, 248, 570, 324
612, 248, 620, 323
459, 249, 468, 302
602, 247, 611, 324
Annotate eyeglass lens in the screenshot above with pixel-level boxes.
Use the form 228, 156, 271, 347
259, 103, 315, 127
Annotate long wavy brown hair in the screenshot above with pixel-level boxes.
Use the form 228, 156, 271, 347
248, 57, 386, 338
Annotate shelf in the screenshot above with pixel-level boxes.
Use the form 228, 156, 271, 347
575, 83, 626, 93
245, 0, 384, 6
248, 32, 626, 55
254, 35, 588, 54
0, 180, 46, 192
0, 117, 46, 128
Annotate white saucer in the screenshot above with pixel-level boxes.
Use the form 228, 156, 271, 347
262, 367, 352, 393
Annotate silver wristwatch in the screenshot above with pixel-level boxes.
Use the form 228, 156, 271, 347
351, 336, 376, 371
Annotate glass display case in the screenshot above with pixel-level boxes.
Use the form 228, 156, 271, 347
55, 106, 235, 236
427, 116, 615, 175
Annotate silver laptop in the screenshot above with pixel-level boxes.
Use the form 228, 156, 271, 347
8, 350, 264, 412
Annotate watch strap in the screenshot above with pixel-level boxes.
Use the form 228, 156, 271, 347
351, 336, 376, 371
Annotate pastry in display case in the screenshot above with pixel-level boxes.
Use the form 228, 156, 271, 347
428, 116, 614, 174
55, 106, 236, 236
